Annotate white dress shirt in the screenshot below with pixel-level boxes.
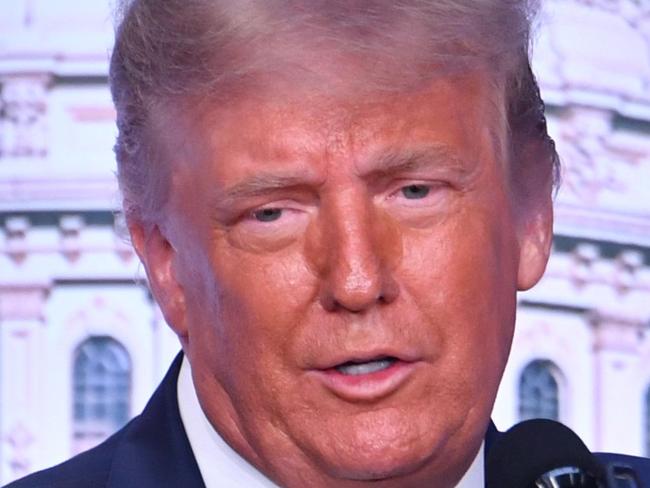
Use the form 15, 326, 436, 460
177, 356, 484, 487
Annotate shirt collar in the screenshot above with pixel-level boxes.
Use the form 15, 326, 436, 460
177, 356, 280, 488
177, 356, 484, 487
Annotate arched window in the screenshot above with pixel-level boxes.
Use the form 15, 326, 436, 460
72, 337, 131, 453
518, 359, 561, 422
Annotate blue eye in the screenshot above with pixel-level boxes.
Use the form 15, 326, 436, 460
253, 208, 283, 222
401, 184, 430, 199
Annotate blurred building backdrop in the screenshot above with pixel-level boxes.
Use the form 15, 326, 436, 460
0, 0, 649, 484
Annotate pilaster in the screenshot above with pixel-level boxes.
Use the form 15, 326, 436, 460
591, 311, 647, 455
0, 284, 49, 483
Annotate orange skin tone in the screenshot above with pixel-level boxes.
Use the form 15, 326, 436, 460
130, 72, 552, 487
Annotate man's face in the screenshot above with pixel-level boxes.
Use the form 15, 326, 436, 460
140, 72, 551, 487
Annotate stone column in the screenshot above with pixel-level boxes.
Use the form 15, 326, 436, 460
591, 311, 646, 455
0, 284, 49, 484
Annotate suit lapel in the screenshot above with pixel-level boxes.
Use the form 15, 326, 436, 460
107, 353, 206, 488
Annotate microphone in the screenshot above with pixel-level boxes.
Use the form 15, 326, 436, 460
486, 419, 606, 488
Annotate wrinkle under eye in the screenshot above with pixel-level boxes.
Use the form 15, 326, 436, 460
401, 184, 430, 199
253, 208, 283, 222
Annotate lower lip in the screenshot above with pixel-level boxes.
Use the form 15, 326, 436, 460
310, 360, 418, 402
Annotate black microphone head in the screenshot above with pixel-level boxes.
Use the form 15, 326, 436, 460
486, 419, 605, 488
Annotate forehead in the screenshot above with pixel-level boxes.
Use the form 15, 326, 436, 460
160, 71, 506, 182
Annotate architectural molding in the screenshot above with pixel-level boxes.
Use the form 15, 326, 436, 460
1, 211, 138, 272
0, 285, 48, 321
537, 0, 650, 118
590, 310, 648, 353
4, 421, 35, 481
0, 74, 51, 158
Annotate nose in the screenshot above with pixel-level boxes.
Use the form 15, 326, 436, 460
314, 190, 400, 313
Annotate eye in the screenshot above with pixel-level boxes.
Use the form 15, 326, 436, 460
401, 184, 430, 199
252, 208, 283, 222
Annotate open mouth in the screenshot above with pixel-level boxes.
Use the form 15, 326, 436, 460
313, 354, 417, 401
335, 357, 398, 376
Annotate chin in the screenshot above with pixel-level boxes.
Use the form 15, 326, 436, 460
311, 420, 441, 483
314, 430, 471, 488
329, 452, 431, 482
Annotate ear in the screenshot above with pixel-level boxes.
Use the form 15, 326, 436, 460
129, 220, 189, 344
516, 194, 553, 291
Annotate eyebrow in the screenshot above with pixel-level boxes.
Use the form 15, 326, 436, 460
212, 144, 470, 208
366, 145, 469, 179
212, 169, 321, 210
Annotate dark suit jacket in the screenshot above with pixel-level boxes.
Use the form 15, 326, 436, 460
5, 353, 650, 487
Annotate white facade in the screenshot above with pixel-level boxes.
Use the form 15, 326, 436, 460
492, 0, 650, 457
0, 1, 180, 482
0, 0, 649, 484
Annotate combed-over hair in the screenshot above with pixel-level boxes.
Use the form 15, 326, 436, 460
110, 0, 559, 224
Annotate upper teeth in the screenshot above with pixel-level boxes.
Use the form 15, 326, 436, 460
336, 358, 395, 376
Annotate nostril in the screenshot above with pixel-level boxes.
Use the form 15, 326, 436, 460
319, 267, 399, 312
329, 289, 384, 313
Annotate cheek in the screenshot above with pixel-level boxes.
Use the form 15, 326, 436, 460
400, 204, 518, 360
196, 242, 316, 364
